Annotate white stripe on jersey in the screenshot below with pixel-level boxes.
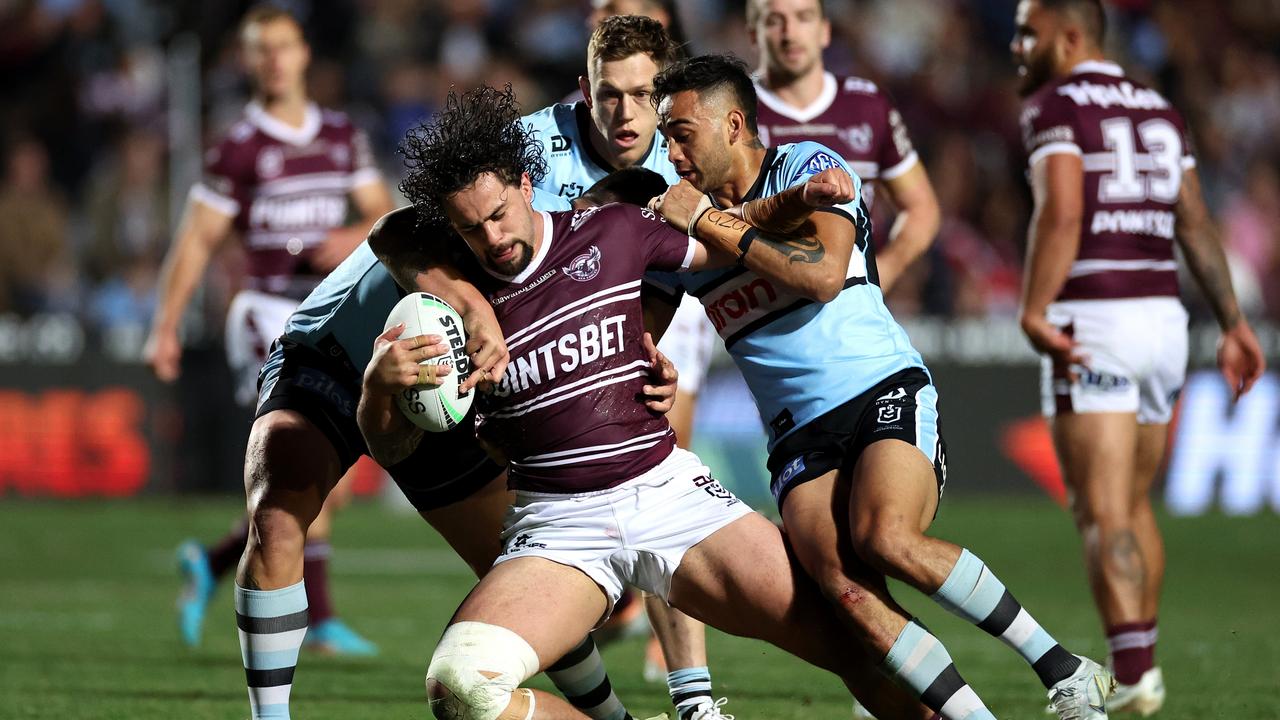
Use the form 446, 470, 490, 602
1068, 259, 1177, 277
517, 429, 671, 463
190, 183, 240, 217
489, 360, 649, 418
511, 431, 671, 468
505, 280, 641, 350
1082, 151, 1172, 174
256, 172, 359, 197
847, 160, 878, 180
244, 229, 330, 250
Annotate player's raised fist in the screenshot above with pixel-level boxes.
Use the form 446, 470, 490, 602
650, 179, 711, 234
802, 168, 856, 207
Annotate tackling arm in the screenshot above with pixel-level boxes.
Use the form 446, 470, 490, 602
655, 172, 857, 303
1174, 167, 1266, 398
368, 208, 509, 392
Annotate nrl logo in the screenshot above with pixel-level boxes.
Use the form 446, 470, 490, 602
563, 245, 602, 282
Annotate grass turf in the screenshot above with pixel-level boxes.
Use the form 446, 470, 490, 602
0, 497, 1276, 719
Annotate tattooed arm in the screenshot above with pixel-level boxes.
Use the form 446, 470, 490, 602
356, 324, 452, 468
1175, 167, 1266, 399
653, 179, 854, 303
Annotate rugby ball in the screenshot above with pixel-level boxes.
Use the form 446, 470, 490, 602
383, 292, 474, 432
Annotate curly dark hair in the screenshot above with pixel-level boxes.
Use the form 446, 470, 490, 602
397, 84, 547, 224
652, 54, 759, 136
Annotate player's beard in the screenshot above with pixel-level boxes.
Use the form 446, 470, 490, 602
1016, 49, 1055, 97
488, 240, 534, 276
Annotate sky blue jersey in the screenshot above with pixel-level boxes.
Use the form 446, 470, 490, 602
522, 102, 680, 198
650, 142, 926, 449
279, 189, 573, 373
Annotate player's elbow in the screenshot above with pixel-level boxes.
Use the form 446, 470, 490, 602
805, 273, 844, 303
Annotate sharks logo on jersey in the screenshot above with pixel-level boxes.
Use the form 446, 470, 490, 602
522, 102, 681, 200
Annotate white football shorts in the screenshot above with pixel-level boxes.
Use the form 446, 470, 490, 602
1040, 297, 1188, 425
656, 295, 717, 395
225, 289, 299, 407
492, 447, 753, 622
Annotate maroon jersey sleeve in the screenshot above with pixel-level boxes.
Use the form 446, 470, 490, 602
191, 128, 254, 219
1020, 90, 1082, 167
581, 203, 695, 272
874, 90, 917, 180
632, 205, 696, 272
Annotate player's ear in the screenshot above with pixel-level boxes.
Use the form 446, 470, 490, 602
579, 76, 592, 108
820, 16, 832, 49
727, 108, 744, 146
520, 173, 534, 204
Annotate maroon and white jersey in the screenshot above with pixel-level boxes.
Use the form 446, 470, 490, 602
191, 101, 382, 299
754, 72, 918, 208
1020, 60, 1196, 302
473, 204, 696, 494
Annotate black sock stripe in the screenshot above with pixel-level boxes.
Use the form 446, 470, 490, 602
245, 666, 296, 688
671, 689, 712, 705
976, 590, 1020, 636
920, 664, 966, 712
548, 636, 597, 672
566, 678, 616, 709
1032, 645, 1082, 688
236, 609, 309, 634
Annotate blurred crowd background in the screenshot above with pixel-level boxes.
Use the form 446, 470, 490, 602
1, 0, 1279, 350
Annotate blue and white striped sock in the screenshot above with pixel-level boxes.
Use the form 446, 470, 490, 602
884, 619, 994, 720
236, 581, 308, 720
932, 549, 1081, 688
545, 636, 631, 720
667, 666, 713, 720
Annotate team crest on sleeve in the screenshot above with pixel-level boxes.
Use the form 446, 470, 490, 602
563, 246, 602, 282
794, 150, 843, 181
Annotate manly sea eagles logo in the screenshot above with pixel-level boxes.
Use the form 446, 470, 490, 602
563, 246, 602, 282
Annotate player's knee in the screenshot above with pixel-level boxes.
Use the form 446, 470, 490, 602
425, 622, 540, 720
246, 410, 340, 495
852, 517, 921, 575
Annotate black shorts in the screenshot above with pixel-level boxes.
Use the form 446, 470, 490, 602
765, 367, 947, 510
255, 338, 502, 512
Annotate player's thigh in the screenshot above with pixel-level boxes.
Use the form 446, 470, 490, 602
849, 438, 939, 537
1052, 412, 1139, 523
421, 470, 514, 578
667, 511, 855, 675
778, 469, 855, 589
245, 408, 344, 522
451, 556, 608, 671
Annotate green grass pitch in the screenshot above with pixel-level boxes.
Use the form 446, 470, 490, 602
1, 497, 1276, 719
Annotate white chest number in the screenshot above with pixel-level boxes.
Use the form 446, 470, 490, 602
1098, 117, 1184, 204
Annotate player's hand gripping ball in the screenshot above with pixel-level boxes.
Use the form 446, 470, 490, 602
383, 293, 474, 432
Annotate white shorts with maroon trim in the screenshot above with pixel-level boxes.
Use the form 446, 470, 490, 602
225, 289, 299, 407
1040, 297, 1188, 425
656, 295, 717, 395
492, 447, 752, 623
